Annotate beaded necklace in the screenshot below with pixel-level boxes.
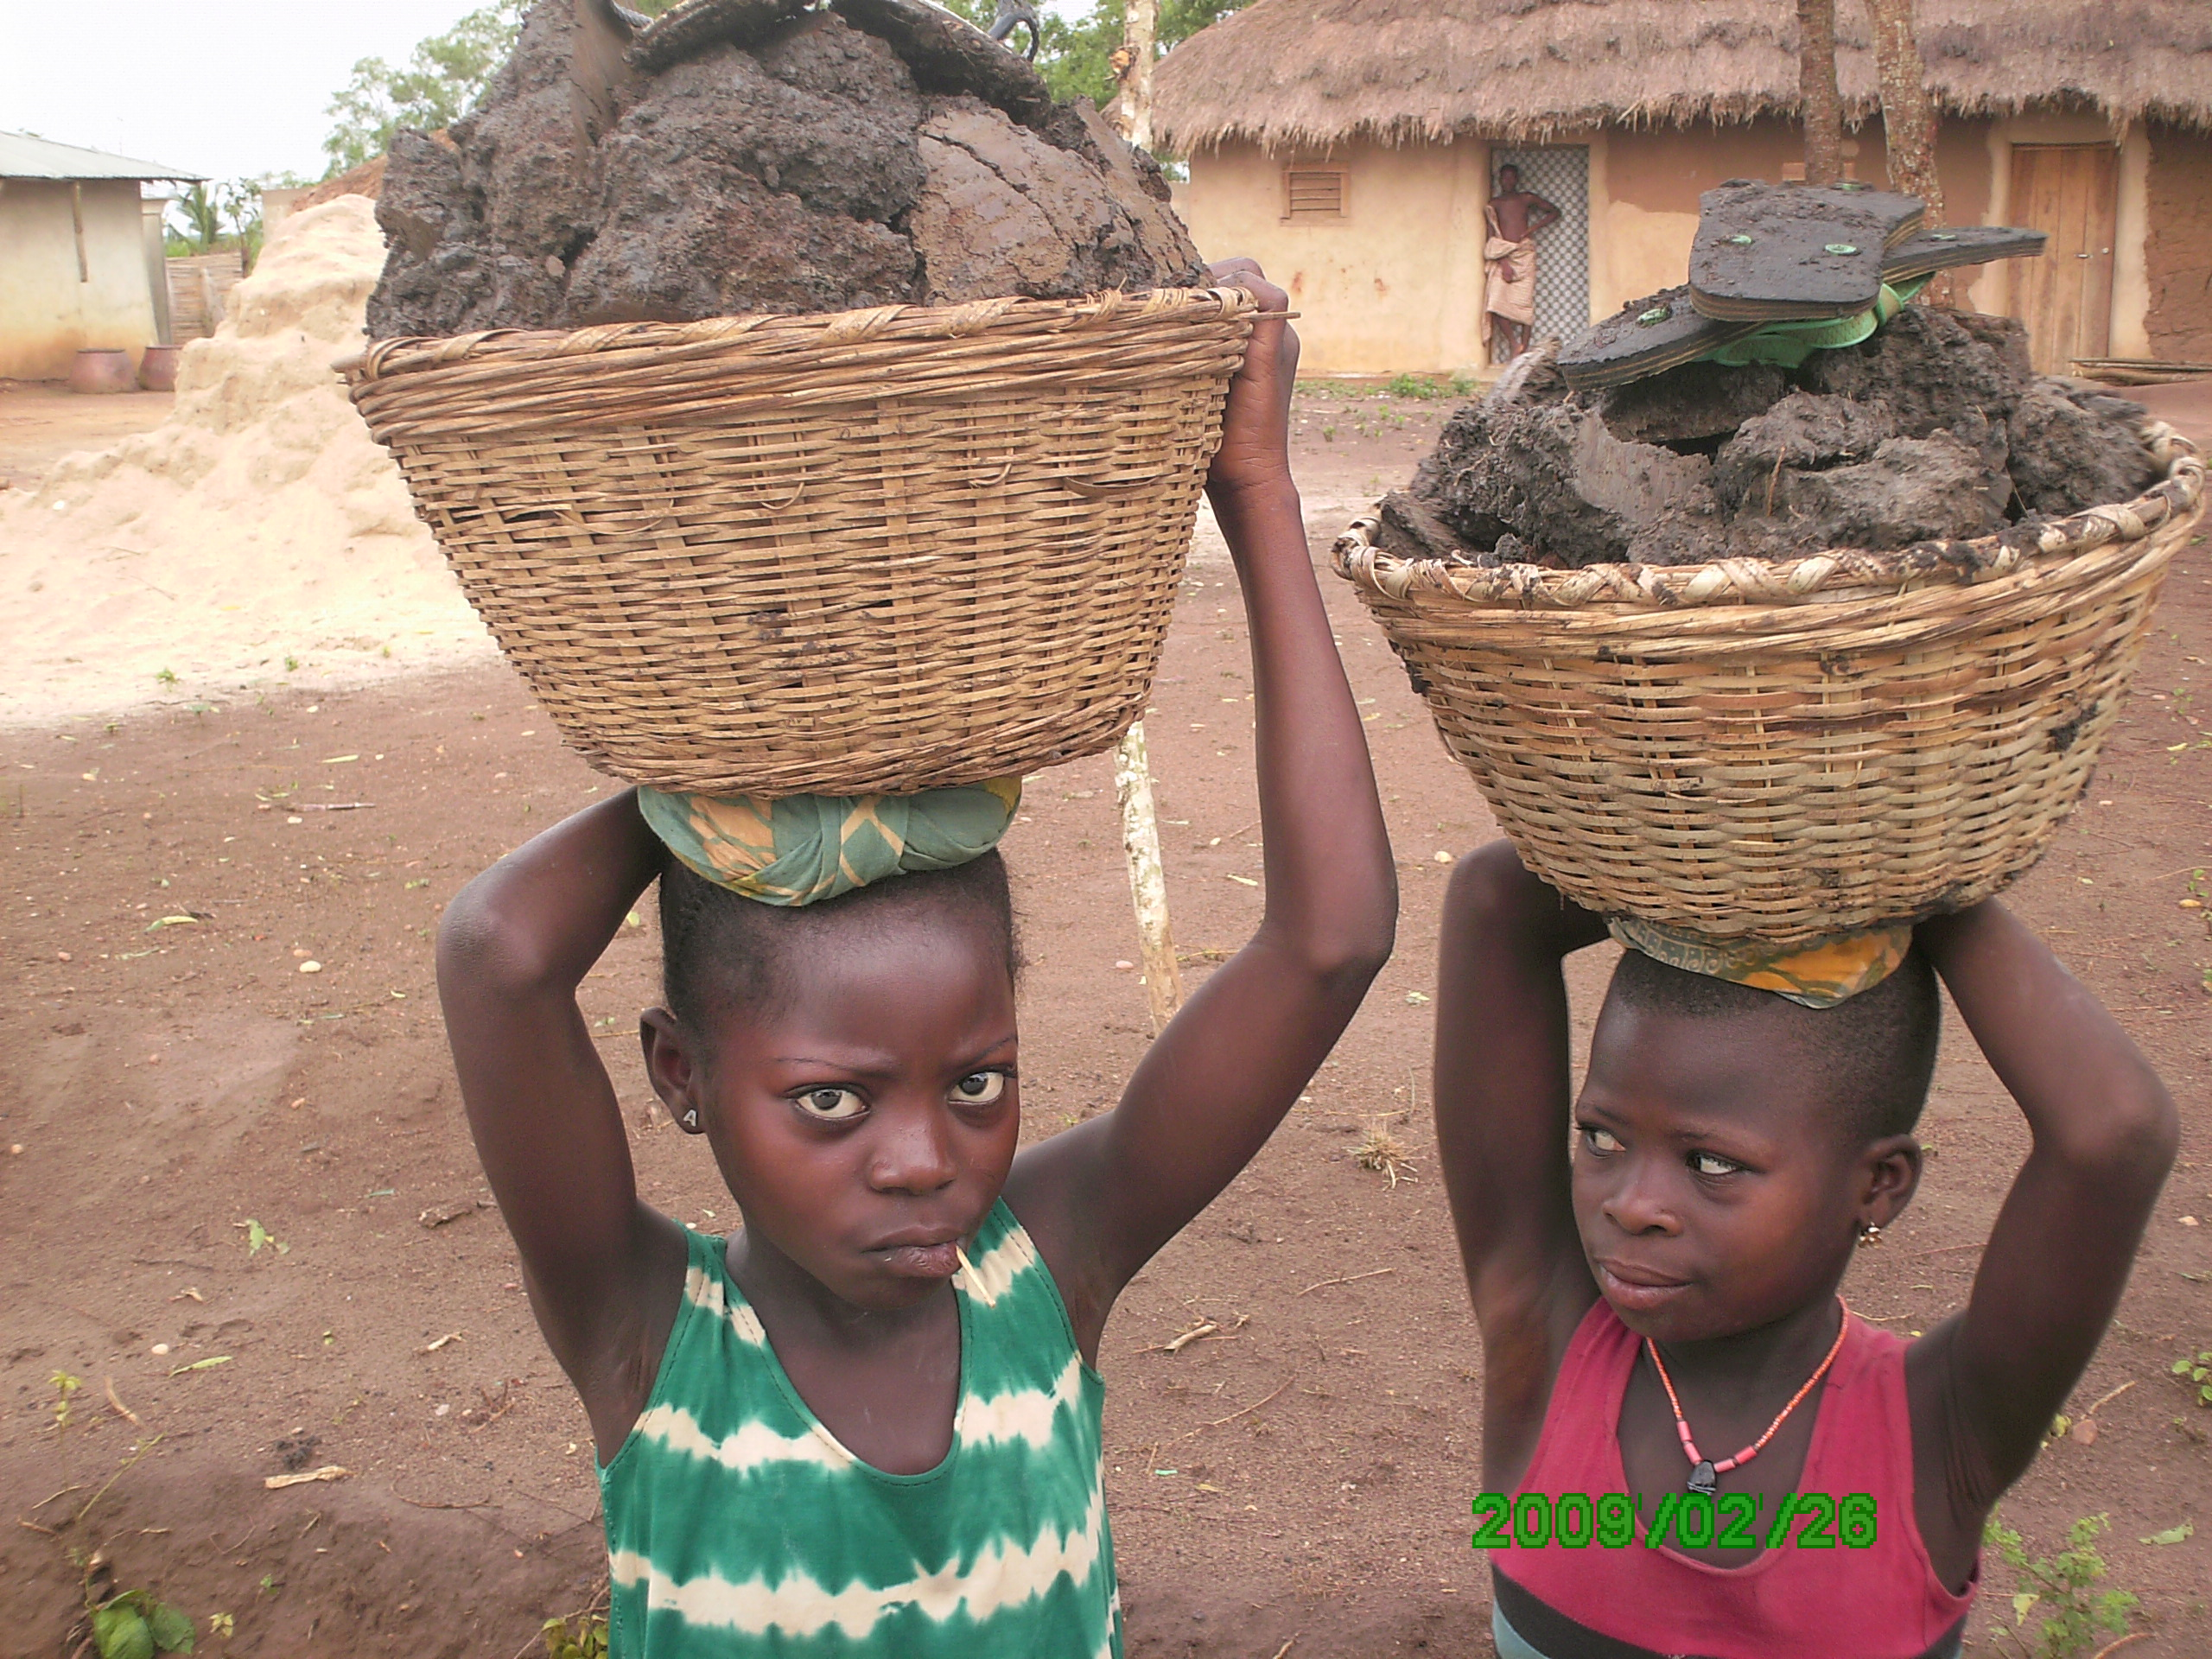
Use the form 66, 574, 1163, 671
1644, 1297, 1851, 1495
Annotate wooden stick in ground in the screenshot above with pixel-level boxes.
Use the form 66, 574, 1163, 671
1796, 0, 1845, 185
1116, 0, 1160, 155
1866, 0, 1952, 303
1115, 721, 1184, 1033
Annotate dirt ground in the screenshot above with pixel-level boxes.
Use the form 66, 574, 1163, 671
0, 385, 173, 494
2, 384, 2206, 1657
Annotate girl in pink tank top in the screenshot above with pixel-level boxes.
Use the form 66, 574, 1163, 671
1432, 845, 2177, 1659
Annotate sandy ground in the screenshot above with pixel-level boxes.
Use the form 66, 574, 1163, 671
0, 385, 175, 493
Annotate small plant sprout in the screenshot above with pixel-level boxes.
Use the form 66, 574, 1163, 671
2173, 1349, 2212, 1407
236, 1219, 289, 1256
78, 1554, 196, 1659
283, 656, 298, 673
542, 1613, 611, 1659
207, 1612, 234, 1640
154, 667, 177, 687
51, 1370, 83, 1430
1984, 1511, 2139, 1658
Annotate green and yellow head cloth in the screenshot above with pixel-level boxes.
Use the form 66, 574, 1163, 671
638, 778, 1022, 906
1609, 916, 1913, 1009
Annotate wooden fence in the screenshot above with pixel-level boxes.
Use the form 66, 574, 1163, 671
166, 251, 245, 341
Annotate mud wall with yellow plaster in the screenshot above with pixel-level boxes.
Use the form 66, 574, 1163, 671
1179, 136, 1496, 376
1179, 109, 2184, 376
0, 177, 159, 381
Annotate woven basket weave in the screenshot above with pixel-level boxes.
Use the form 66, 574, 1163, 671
343, 287, 1256, 796
1335, 424, 2204, 947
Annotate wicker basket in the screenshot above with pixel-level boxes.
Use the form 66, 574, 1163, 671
343, 287, 1256, 796
1335, 425, 2204, 946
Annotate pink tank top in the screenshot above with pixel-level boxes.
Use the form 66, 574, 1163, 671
1494, 1300, 1975, 1659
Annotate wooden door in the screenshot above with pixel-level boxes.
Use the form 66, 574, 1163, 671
2006, 143, 2119, 372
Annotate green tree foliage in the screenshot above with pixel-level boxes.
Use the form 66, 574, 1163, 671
321, 1, 531, 175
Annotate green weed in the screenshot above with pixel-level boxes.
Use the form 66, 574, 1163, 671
50, 1370, 82, 1430
154, 669, 177, 687
542, 1614, 610, 1659
2174, 1348, 2212, 1406
1383, 372, 1478, 401
1984, 1511, 2138, 1658
74, 1555, 197, 1659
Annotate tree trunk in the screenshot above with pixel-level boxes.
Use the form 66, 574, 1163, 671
1797, 0, 1844, 186
1119, 0, 1159, 155
1866, 0, 1953, 302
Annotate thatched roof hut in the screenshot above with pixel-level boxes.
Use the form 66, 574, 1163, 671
1154, 0, 2212, 378
1155, 0, 2212, 154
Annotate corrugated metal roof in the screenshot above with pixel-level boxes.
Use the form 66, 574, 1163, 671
0, 130, 204, 181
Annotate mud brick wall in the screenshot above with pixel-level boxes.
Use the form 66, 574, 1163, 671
2145, 123, 2212, 363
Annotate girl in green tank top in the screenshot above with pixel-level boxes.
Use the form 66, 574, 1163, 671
437, 264, 1396, 1657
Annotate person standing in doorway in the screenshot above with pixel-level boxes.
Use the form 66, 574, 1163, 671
1484, 163, 1562, 362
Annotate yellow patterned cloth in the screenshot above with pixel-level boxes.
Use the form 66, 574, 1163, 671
638, 779, 1022, 906
1608, 916, 1913, 1008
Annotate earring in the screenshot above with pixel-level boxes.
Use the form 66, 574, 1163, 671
1856, 1222, 1883, 1249
683, 1109, 698, 1128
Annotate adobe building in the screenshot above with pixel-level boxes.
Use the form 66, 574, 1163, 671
0, 131, 202, 381
1154, 0, 2212, 378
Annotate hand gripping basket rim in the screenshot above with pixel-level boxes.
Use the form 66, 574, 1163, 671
340, 287, 1260, 798
1332, 423, 2204, 945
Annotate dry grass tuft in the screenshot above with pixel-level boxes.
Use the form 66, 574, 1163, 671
1351, 1120, 1418, 1187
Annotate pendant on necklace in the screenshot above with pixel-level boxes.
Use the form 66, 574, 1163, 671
1687, 1460, 1718, 1496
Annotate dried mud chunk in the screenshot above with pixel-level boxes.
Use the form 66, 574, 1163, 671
2006, 380, 2159, 517
1952, 310, 2034, 382
1374, 491, 1466, 563
618, 32, 925, 222
1796, 304, 2025, 436
1713, 391, 1897, 513
374, 130, 473, 262
367, 244, 567, 340
452, 0, 612, 263
1426, 399, 1720, 569
1747, 431, 2011, 551
909, 99, 1189, 302
566, 160, 918, 323
1599, 359, 1789, 448
832, 0, 1056, 128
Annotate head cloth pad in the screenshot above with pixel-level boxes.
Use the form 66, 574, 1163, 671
1607, 917, 1911, 1009
638, 778, 1021, 906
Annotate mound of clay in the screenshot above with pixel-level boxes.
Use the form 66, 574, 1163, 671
1400, 308, 2161, 569
0, 198, 486, 723
367, 0, 1201, 338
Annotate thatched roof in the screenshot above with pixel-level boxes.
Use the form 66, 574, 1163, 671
1154, 0, 2212, 153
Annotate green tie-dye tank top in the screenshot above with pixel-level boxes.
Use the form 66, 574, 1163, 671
597, 1200, 1122, 1658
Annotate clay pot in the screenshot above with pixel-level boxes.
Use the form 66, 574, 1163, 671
69, 349, 137, 395
137, 346, 181, 392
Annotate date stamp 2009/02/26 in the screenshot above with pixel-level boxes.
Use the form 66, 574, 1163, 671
1471, 1491, 1878, 1553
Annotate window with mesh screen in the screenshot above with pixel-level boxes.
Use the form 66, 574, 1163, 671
1284, 167, 1348, 221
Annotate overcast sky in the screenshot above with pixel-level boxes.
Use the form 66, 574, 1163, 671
0, 0, 1094, 187
0, 0, 549, 184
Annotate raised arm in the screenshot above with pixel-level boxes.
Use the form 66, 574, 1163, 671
1910, 901, 2177, 1523
1433, 841, 1610, 1483
1526, 193, 1564, 236
436, 789, 686, 1447
1010, 263, 1397, 1350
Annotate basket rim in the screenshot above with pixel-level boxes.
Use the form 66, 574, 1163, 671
1334, 420, 2203, 611
340, 285, 1258, 385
